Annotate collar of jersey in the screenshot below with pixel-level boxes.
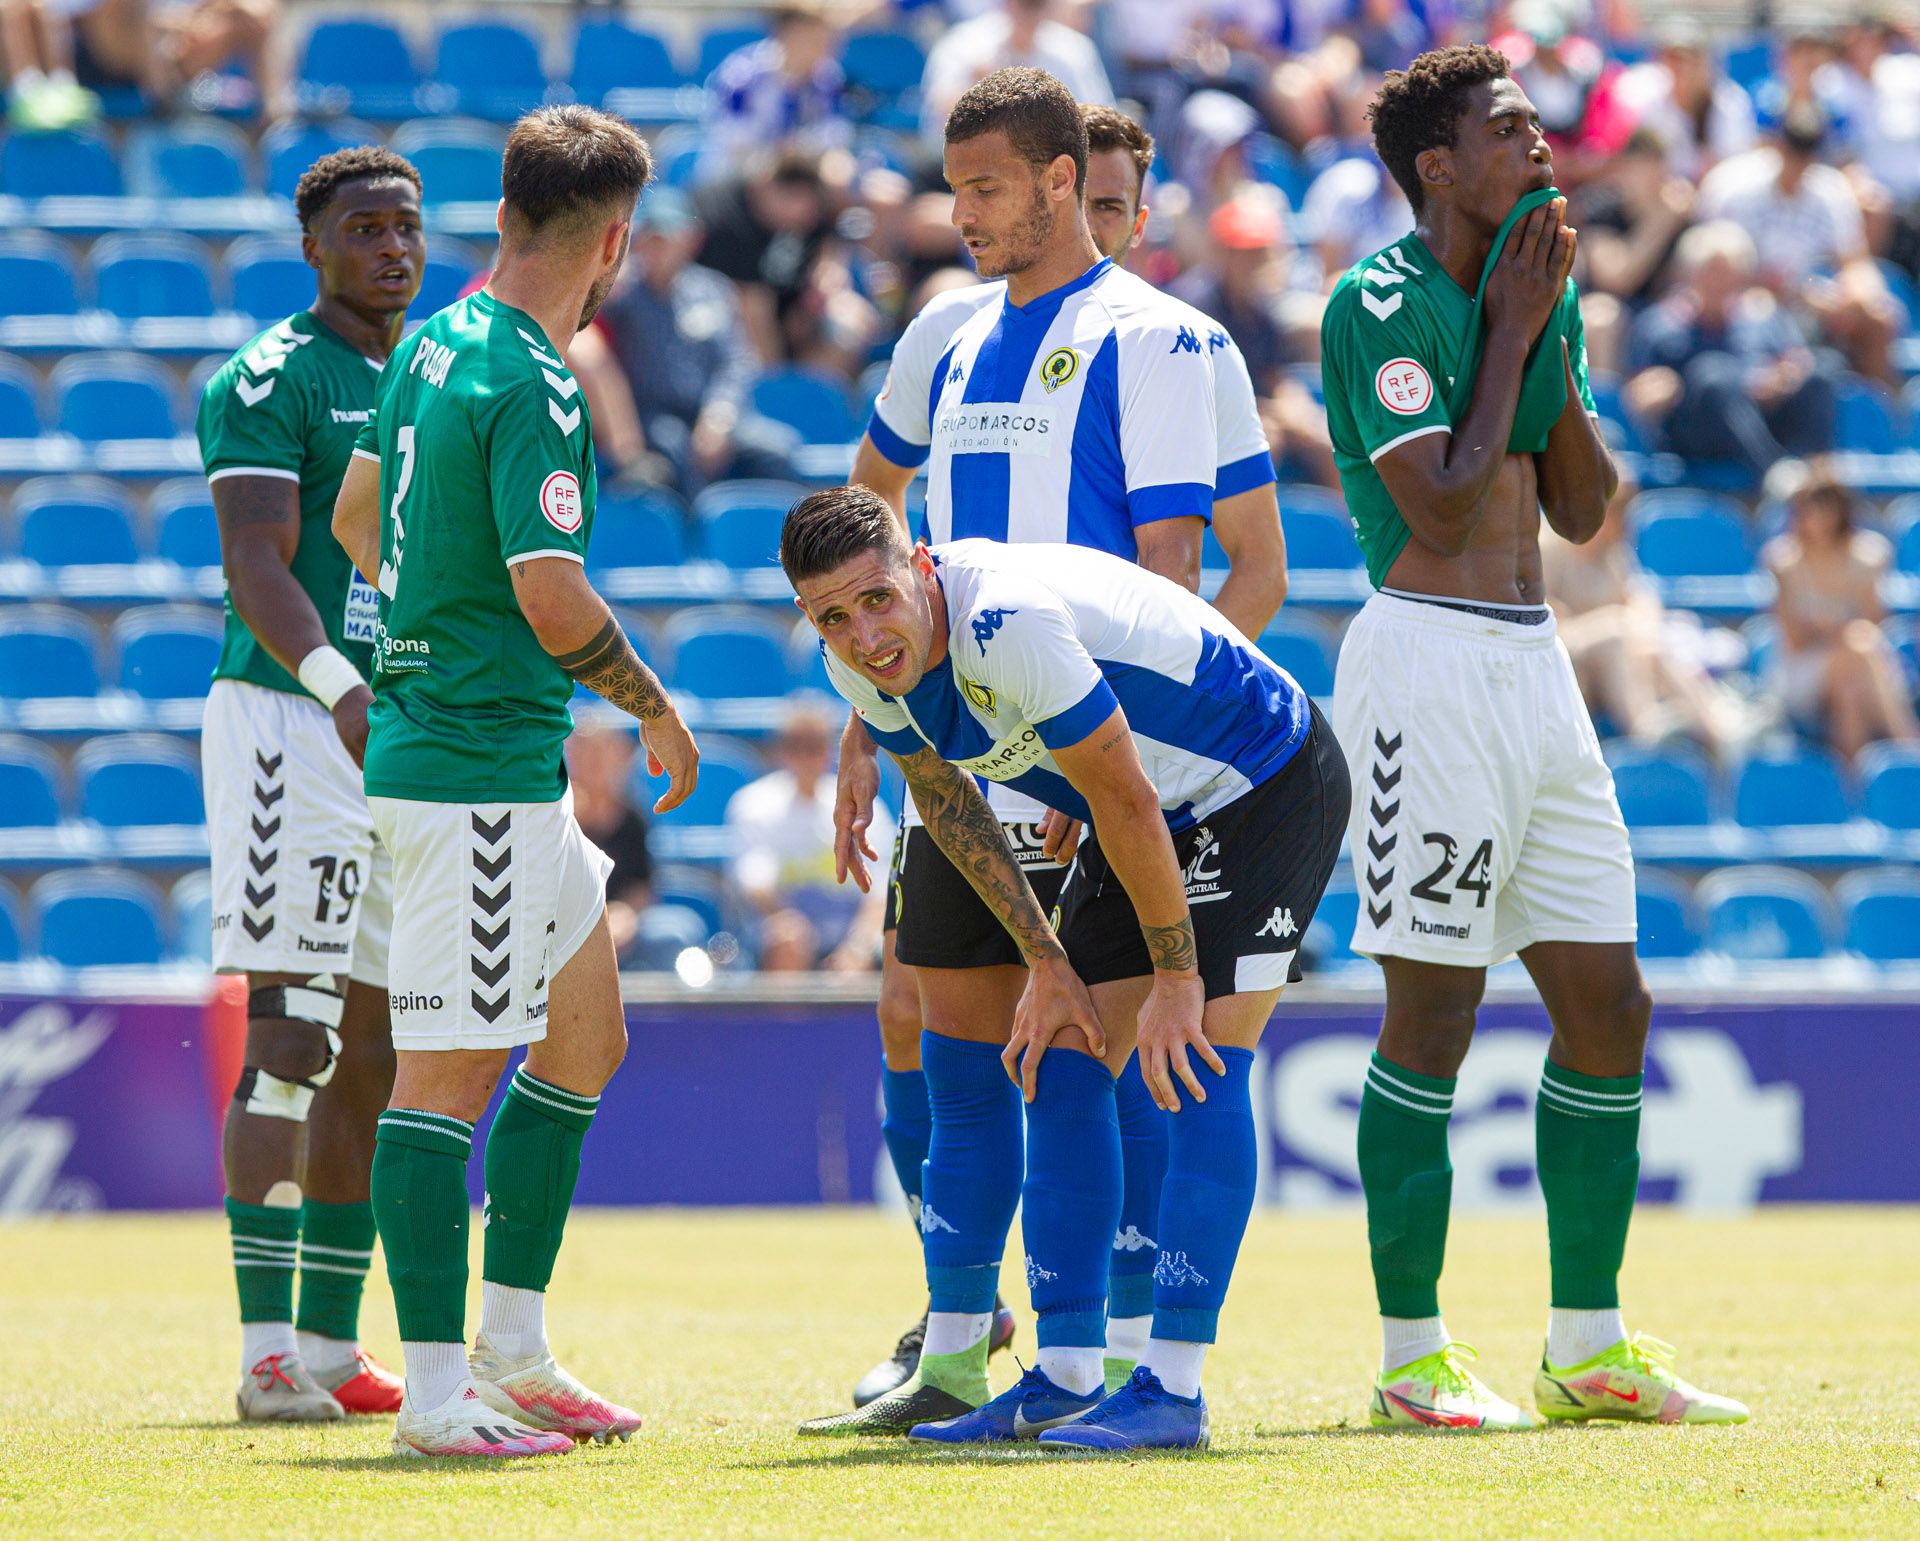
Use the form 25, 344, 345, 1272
1001, 257, 1111, 325
468, 287, 560, 357
297, 307, 383, 369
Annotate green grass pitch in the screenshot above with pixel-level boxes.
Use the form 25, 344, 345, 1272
4, 1207, 1916, 1536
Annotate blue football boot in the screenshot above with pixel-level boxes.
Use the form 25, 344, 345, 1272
1037, 1366, 1210, 1452
909, 1363, 1102, 1444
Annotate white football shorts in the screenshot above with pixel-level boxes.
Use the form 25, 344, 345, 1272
369, 788, 612, 1051
1333, 589, 1637, 968
204, 679, 391, 987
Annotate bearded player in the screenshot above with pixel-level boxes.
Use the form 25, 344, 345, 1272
1322, 44, 1747, 1428
197, 147, 423, 1421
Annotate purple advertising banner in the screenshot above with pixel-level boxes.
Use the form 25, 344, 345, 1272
5, 988, 1912, 1214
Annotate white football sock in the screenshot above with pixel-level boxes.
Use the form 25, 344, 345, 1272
241, 1320, 297, 1373
1105, 1314, 1151, 1364
1139, 1337, 1208, 1399
1547, 1307, 1626, 1367
402, 1342, 469, 1411
1381, 1315, 1450, 1373
479, 1282, 548, 1361
296, 1331, 358, 1377
1036, 1345, 1104, 1396
922, 1310, 991, 1358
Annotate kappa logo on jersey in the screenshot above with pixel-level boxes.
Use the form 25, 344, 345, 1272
1169, 325, 1202, 355
1038, 346, 1080, 393
1376, 358, 1434, 416
947, 356, 965, 386
1256, 907, 1297, 939
1208, 329, 1231, 352
971, 607, 1018, 655
539, 470, 583, 533
960, 675, 996, 713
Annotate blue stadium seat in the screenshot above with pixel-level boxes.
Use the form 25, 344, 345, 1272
570, 19, 682, 106
31, 870, 165, 966
588, 489, 689, 570
0, 886, 23, 962
697, 25, 769, 82
1838, 870, 1920, 961
0, 128, 122, 198
113, 608, 220, 699
643, 735, 761, 825
14, 476, 140, 566
1698, 866, 1835, 961
1893, 501, 1920, 578
0, 354, 41, 438
1279, 492, 1364, 569
1257, 616, 1336, 697
1861, 742, 1920, 830
92, 233, 219, 320
1607, 743, 1716, 827
0, 608, 99, 698
1734, 751, 1853, 828
170, 870, 213, 964
1633, 504, 1754, 579
1834, 376, 1902, 455
298, 19, 419, 119
664, 610, 797, 699
261, 117, 381, 201
1634, 871, 1700, 958
227, 235, 312, 322
751, 367, 855, 445
0, 231, 80, 317
50, 353, 178, 441
389, 120, 505, 204
434, 21, 549, 120
414, 245, 481, 316
75, 736, 203, 827
695, 480, 806, 571
0, 736, 64, 826
126, 119, 254, 198
151, 479, 220, 568
841, 30, 927, 96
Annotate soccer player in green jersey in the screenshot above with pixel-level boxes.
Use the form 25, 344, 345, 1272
196, 146, 424, 1422
331, 105, 698, 1461
1321, 45, 1747, 1429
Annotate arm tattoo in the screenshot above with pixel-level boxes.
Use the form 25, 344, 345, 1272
1142, 918, 1197, 974
899, 748, 1064, 964
555, 616, 669, 721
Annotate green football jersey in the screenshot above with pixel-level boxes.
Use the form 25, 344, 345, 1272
195, 312, 384, 695
1321, 231, 1596, 589
357, 290, 597, 804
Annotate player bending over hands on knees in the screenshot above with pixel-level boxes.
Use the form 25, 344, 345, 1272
785, 486, 1348, 1451
333, 105, 697, 1461
1322, 45, 1746, 1428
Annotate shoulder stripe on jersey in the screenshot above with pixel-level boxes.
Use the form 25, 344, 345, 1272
1215, 449, 1277, 499
208, 465, 300, 483
1034, 677, 1117, 750
350, 448, 380, 463
1369, 423, 1449, 463
502, 547, 585, 567
866, 410, 927, 469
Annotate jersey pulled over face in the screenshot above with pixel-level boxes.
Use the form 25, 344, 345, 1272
823, 539, 1312, 833
196, 312, 385, 694
1321, 232, 1596, 589
355, 291, 597, 804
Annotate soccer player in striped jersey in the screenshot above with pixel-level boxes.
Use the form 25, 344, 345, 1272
830, 97, 1291, 1414
785, 494, 1348, 1449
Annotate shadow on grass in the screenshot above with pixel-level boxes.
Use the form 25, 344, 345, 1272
742, 1442, 1248, 1471
1246, 1422, 1563, 1442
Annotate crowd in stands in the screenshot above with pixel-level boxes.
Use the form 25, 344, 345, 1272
0, 0, 1917, 975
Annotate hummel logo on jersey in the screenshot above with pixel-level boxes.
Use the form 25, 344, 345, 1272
1113, 1225, 1156, 1253
1169, 325, 1202, 355
971, 607, 1018, 655
1256, 907, 1296, 939
919, 1203, 959, 1235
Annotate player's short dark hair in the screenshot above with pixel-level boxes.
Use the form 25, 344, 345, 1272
294, 147, 421, 232
945, 66, 1088, 194
1368, 44, 1510, 214
781, 485, 908, 587
501, 105, 654, 246
1081, 104, 1154, 201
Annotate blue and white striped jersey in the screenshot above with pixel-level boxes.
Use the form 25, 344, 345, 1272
864, 261, 1232, 552
823, 540, 1310, 833
869, 276, 1277, 527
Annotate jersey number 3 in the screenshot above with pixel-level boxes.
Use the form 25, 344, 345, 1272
377, 423, 417, 600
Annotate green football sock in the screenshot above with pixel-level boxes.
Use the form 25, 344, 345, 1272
226, 1196, 300, 1323
296, 1198, 376, 1342
1357, 1051, 1456, 1320
914, 1343, 990, 1404
482, 1066, 598, 1293
371, 1109, 474, 1344
1537, 1059, 1643, 1310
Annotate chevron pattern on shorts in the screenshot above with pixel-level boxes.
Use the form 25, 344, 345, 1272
241, 749, 284, 942
1365, 729, 1402, 929
469, 811, 513, 1023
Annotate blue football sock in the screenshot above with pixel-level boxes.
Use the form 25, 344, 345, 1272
919, 1031, 1023, 1315
1023, 1049, 1121, 1348
1152, 1047, 1256, 1345
879, 1063, 931, 1234
1110, 1051, 1168, 1321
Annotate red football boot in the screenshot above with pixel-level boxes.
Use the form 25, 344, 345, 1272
317, 1349, 405, 1414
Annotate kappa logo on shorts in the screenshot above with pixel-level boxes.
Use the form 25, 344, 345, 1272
469, 811, 513, 1023
1364, 729, 1402, 928
1256, 907, 1296, 939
